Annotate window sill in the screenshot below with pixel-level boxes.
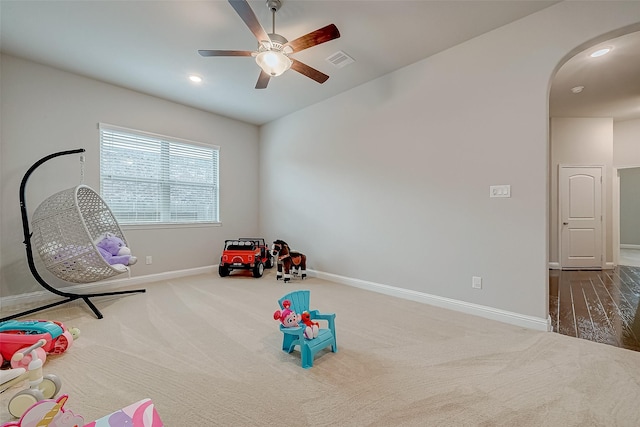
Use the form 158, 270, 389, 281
120, 222, 222, 231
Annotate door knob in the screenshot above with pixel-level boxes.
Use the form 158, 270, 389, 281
563, 222, 569, 225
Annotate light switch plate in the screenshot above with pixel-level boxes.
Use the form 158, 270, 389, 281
490, 185, 511, 198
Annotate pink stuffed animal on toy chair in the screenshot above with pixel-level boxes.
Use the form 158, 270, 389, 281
94, 232, 137, 268
273, 300, 317, 339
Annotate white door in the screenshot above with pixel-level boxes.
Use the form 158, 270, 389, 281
559, 166, 603, 269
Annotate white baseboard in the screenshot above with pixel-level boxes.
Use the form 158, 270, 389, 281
621, 244, 640, 250
549, 262, 614, 270
1, 265, 552, 332
310, 270, 552, 332
0, 266, 215, 311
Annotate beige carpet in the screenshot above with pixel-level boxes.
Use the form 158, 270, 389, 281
2, 271, 640, 426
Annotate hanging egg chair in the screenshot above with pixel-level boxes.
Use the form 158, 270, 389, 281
32, 184, 130, 283
0, 148, 145, 323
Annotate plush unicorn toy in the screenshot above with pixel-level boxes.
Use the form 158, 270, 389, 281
94, 232, 137, 267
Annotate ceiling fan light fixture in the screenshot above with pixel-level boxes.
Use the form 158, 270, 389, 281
199, 0, 340, 88
255, 50, 292, 76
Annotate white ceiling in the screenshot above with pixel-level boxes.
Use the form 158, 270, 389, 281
550, 30, 640, 122
1, 1, 638, 125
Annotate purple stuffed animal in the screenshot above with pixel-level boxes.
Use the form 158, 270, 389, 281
94, 232, 137, 267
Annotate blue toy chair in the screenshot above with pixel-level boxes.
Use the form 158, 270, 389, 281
277, 290, 337, 368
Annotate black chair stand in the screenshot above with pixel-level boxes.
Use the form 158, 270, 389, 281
0, 149, 146, 322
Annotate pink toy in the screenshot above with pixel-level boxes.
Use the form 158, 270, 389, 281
0, 320, 76, 369
273, 300, 316, 339
84, 398, 164, 427
94, 233, 137, 267
273, 300, 299, 328
0, 396, 164, 427
1, 340, 63, 420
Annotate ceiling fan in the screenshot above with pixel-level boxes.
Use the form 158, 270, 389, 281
198, 0, 340, 89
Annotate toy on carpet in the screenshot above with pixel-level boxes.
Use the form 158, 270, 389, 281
0, 395, 82, 427
273, 300, 316, 339
0, 340, 62, 421
271, 240, 306, 282
217, 238, 274, 278
1, 395, 164, 427
94, 233, 137, 268
84, 398, 164, 427
0, 320, 77, 369
68, 328, 80, 342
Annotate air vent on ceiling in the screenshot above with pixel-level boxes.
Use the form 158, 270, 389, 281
326, 50, 355, 69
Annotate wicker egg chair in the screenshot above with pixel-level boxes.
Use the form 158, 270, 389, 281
1, 149, 145, 322
32, 184, 130, 284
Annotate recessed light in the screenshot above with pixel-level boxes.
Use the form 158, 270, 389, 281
188, 75, 203, 83
571, 86, 584, 94
590, 47, 611, 58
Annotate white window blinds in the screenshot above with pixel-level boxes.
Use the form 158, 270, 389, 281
99, 123, 219, 225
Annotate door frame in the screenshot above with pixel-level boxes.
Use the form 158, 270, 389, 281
558, 164, 605, 270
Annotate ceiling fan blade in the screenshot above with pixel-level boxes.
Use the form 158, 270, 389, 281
198, 50, 253, 57
285, 24, 340, 53
290, 59, 330, 84
228, 0, 270, 43
255, 70, 271, 89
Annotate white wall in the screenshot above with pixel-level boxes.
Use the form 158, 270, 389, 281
0, 55, 259, 298
614, 118, 640, 166
260, 2, 640, 325
549, 118, 614, 266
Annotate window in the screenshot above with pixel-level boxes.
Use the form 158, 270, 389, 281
99, 123, 219, 225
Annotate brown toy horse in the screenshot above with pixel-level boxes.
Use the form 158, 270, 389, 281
271, 239, 306, 282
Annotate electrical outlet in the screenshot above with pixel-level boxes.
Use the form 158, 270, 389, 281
145, 256, 152, 265
472, 276, 482, 289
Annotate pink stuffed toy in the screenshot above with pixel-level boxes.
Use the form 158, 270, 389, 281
273, 300, 317, 339
94, 232, 137, 267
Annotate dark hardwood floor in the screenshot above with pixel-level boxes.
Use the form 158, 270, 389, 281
549, 266, 640, 352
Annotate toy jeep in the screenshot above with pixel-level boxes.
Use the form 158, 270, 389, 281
239, 237, 276, 268
218, 238, 274, 278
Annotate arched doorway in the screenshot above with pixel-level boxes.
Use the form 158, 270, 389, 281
548, 28, 640, 350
